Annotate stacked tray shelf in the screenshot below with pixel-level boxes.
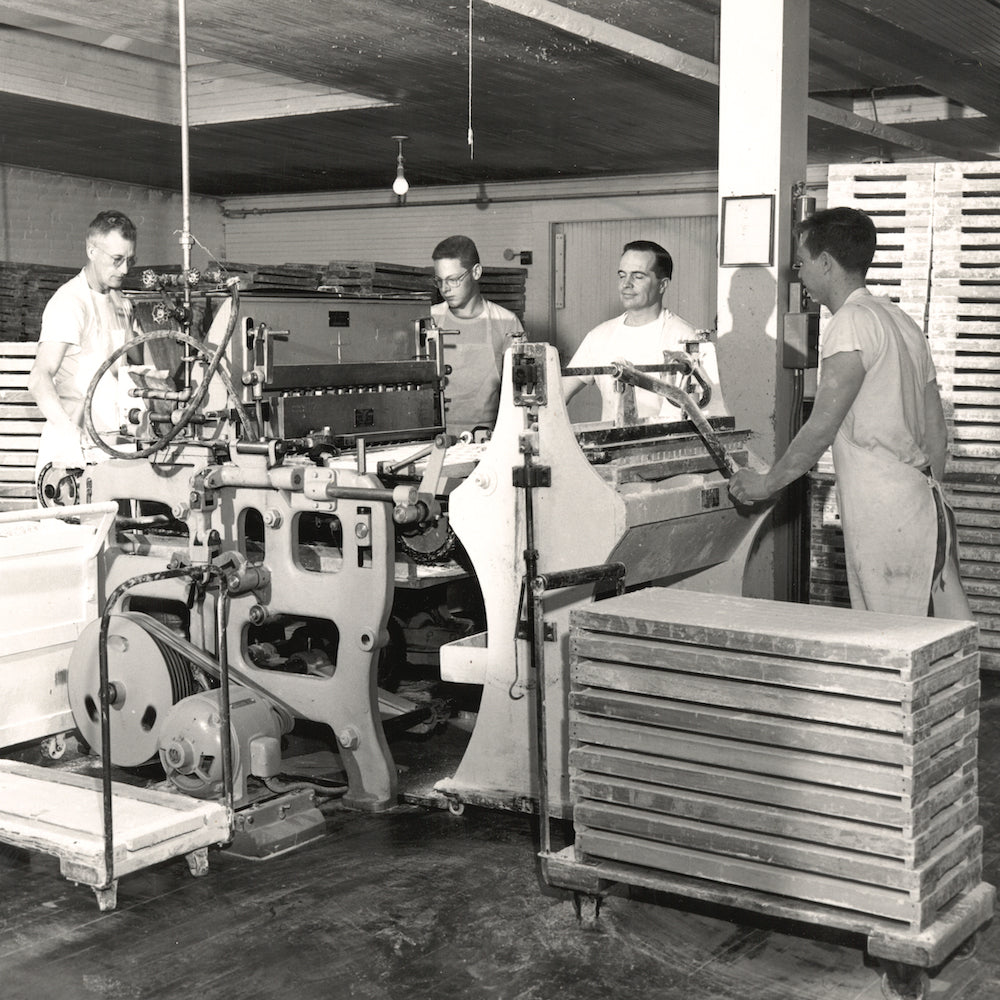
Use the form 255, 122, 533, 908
0, 341, 42, 511
817, 160, 1000, 670
564, 589, 985, 935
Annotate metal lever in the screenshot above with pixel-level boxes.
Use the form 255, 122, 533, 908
610, 360, 739, 478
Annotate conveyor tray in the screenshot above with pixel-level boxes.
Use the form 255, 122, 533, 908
0, 760, 230, 910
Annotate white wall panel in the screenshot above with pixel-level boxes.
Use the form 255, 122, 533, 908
223, 173, 726, 342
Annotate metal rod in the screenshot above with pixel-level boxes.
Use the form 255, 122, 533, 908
215, 587, 236, 831
532, 563, 626, 596
177, 0, 194, 386
518, 446, 550, 850
98, 566, 197, 893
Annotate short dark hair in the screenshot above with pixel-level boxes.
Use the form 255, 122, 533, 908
622, 240, 673, 281
794, 207, 876, 274
432, 235, 480, 268
87, 210, 137, 244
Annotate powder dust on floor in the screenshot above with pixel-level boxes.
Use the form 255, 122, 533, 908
0, 676, 998, 1000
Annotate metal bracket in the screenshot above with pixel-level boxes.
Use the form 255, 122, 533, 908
512, 343, 548, 407
516, 620, 556, 642
513, 465, 551, 488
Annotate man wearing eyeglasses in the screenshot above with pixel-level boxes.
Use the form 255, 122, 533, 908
562, 239, 726, 422
430, 235, 524, 435
28, 210, 142, 495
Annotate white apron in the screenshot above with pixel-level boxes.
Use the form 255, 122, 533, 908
833, 436, 937, 617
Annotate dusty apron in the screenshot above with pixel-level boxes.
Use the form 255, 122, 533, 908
833, 436, 940, 617
442, 319, 502, 435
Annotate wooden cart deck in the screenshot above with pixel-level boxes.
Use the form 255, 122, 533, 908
0, 760, 230, 910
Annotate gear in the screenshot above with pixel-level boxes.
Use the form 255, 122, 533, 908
36, 463, 84, 507
397, 517, 457, 564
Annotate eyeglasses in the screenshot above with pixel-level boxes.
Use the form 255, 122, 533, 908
91, 244, 136, 270
432, 269, 471, 290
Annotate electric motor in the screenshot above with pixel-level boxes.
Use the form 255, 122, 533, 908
158, 687, 286, 801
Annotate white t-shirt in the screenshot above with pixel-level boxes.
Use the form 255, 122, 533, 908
36, 269, 139, 469
821, 287, 937, 469
568, 309, 724, 420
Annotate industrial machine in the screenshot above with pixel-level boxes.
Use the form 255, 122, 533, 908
36, 263, 767, 859
56, 275, 484, 856
433, 341, 769, 816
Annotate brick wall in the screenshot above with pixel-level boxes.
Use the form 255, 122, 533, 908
0, 164, 225, 268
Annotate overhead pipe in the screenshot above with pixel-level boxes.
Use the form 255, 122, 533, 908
222, 184, 725, 218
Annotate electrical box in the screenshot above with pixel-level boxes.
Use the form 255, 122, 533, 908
782, 311, 819, 369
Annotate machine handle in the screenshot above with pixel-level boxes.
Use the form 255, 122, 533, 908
610, 360, 739, 479
531, 562, 627, 597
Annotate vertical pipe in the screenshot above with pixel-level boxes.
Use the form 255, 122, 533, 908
520, 448, 550, 853
177, 0, 194, 388
215, 584, 236, 827
98, 606, 115, 892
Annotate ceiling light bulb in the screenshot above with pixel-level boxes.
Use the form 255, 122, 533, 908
390, 135, 410, 198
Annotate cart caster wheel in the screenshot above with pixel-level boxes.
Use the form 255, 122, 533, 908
880, 966, 929, 1000
954, 932, 978, 961
185, 848, 210, 878
93, 881, 118, 913
573, 892, 601, 929
40, 733, 67, 760
447, 799, 465, 816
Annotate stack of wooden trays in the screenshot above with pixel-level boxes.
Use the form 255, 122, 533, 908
0, 263, 76, 340
0, 341, 42, 510
319, 260, 431, 296
568, 588, 982, 933
214, 261, 323, 290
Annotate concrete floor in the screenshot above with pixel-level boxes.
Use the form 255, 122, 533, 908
0, 675, 997, 1000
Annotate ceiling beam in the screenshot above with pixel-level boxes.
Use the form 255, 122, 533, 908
480, 0, 720, 84
0, 28, 176, 123
483, 0, 996, 160
806, 98, 990, 160
0, 26, 394, 127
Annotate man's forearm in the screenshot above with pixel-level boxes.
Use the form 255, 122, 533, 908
763, 421, 836, 495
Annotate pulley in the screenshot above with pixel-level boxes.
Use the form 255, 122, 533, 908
68, 613, 201, 767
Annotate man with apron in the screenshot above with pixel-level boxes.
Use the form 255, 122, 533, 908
430, 235, 524, 437
28, 210, 142, 505
728, 206, 971, 620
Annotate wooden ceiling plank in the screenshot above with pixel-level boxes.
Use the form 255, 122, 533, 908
481, 0, 996, 161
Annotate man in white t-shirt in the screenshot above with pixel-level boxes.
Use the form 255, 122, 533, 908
562, 240, 725, 421
728, 207, 971, 620
28, 210, 142, 500
430, 235, 524, 436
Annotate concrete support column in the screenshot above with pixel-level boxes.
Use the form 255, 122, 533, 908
716, 0, 810, 601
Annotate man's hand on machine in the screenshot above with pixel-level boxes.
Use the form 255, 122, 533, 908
728, 467, 772, 505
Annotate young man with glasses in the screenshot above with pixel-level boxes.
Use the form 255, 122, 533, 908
28, 210, 142, 495
430, 234, 524, 436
